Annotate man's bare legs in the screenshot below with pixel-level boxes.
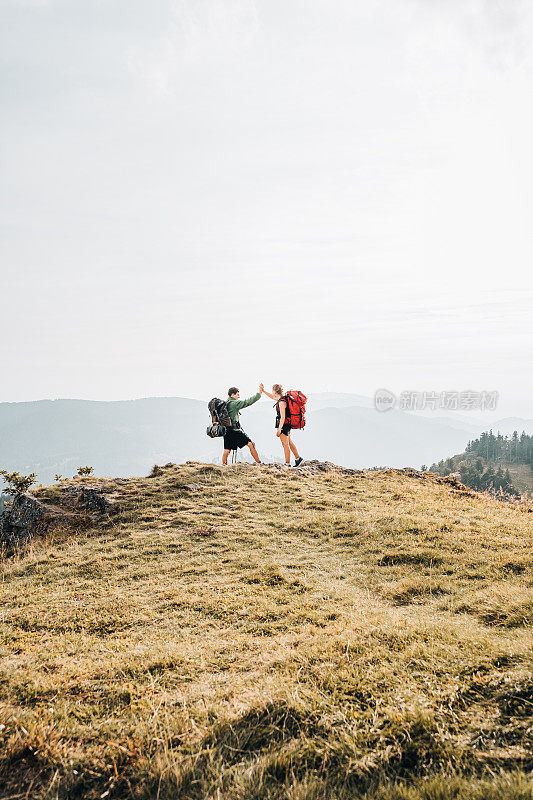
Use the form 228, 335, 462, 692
223, 443, 260, 465
247, 441, 261, 463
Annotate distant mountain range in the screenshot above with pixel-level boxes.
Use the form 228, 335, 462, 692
1, 394, 531, 485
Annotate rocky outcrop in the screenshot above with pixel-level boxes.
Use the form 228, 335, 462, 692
299, 460, 365, 476
0, 485, 118, 557
0, 494, 60, 555
63, 486, 114, 513
4, 493, 45, 530
265, 460, 365, 475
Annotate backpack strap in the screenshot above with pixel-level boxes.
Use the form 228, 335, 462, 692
275, 396, 287, 427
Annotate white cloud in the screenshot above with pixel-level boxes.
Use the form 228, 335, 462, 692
1, 0, 532, 407
128, 0, 259, 96
408, 0, 533, 72
4, 0, 50, 5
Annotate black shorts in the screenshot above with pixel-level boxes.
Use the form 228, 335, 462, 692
223, 428, 252, 450
279, 422, 291, 435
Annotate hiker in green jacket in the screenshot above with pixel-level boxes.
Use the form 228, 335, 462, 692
222, 384, 263, 465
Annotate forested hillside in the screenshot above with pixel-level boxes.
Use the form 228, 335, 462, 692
430, 431, 533, 497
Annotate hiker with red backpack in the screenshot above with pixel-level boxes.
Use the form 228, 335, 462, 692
261, 384, 306, 467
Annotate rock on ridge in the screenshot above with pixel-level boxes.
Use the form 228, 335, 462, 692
0, 485, 116, 556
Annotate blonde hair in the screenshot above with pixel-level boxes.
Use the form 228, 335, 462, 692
272, 384, 283, 396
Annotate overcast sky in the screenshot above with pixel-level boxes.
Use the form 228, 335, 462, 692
1, 0, 532, 416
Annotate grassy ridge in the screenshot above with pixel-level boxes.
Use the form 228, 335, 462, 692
1, 462, 532, 799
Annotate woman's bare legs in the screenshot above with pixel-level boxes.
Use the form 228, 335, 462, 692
288, 435, 300, 459
279, 433, 291, 464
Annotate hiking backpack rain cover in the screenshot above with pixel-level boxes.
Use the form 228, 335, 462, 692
284, 390, 307, 429
206, 398, 232, 438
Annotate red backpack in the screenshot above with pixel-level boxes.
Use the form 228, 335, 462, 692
284, 390, 307, 429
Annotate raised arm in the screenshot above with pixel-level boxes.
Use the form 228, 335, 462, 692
262, 388, 275, 400
232, 388, 262, 410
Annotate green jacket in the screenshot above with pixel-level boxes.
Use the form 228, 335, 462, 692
226, 392, 261, 428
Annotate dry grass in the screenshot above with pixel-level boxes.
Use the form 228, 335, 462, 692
454, 583, 533, 628
0, 462, 532, 799
383, 577, 449, 605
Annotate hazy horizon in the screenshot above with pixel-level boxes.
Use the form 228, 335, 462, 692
2, 393, 531, 489
0, 390, 530, 424
1, 0, 532, 415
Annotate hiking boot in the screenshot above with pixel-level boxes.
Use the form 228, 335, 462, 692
294, 457, 304, 467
